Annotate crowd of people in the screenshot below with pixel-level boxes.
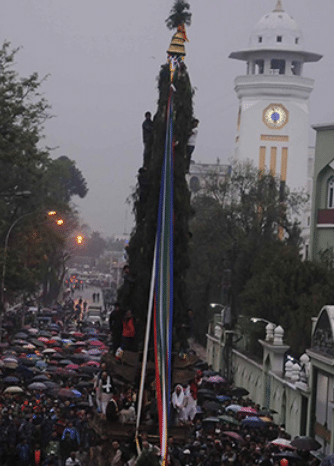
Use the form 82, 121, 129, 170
0, 293, 326, 466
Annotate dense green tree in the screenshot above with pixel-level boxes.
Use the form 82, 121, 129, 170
240, 242, 334, 355
43, 155, 88, 204
186, 161, 305, 343
0, 42, 88, 305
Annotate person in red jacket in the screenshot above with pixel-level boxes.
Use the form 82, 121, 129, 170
121, 310, 136, 351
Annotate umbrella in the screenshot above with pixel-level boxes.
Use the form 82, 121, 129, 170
28, 339, 45, 348
3, 376, 20, 383
42, 349, 57, 354
31, 374, 49, 382
23, 344, 36, 350
291, 436, 322, 451
28, 382, 47, 390
226, 404, 242, 413
239, 406, 258, 414
65, 364, 79, 370
216, 395, 231, 402
88, 340, 104, 346
59, 359, 74, 365
204, 375, 226, 384
72, 389, 82, 397
271, 438, 295, 450
223, 431, 245, 443
27, 328, 39, 334
197, 388, 216, 396
273, 452, 303, 462
57, 388, 78, 398
43, 381, 59, 389
37, 337, 49, 343
218, 415, 240, 426
87, 349, 101, 356
202, 417, 220, 423
3, 386, 24, 394
241, 416, 265, 428
202, 401, 223, 413
14, 332, 29, 339
230, 387, 249, 397
85, 361, 100, 366
35, 361, 48, 369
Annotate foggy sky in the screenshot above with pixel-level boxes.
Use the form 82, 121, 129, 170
1, 0, 333, 236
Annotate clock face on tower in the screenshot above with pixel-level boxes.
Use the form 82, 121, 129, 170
263, 103, 289, 129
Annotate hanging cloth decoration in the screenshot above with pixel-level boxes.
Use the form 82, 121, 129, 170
153, 76, 175, 466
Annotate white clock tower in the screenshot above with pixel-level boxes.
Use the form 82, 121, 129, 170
229, 0, 322, 191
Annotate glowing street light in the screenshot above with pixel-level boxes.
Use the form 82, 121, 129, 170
250, 317, 274, 326
76, 235, 83, 244
47, 211, 57, 216
56, 219, 64, 226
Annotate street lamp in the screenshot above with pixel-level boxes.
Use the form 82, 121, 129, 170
250, 317, 276, 341
250, 317, 275, 326
0, 209, 62, 341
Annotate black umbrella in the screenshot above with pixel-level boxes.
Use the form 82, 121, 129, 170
273, 452, 303, 462
291, 436, 322, 451
202, 401, 223, 413
197, 389, 216, 396
31, 375, 49, 382
230, 387, 249, 397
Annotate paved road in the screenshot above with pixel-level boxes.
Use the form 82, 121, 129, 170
72, 285, 103, 308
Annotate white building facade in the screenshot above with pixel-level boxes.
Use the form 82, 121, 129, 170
229, 0, 322, 192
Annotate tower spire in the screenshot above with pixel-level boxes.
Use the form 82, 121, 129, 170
273, 0, 284, 12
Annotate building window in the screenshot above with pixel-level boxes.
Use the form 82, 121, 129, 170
328, 178, 334, 208
271, 59, 286, 75
258, 36, 263, 43
295, 38, 299, 44
277, 36, 282, 42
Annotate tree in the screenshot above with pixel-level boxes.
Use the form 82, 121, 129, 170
43, 155, 88, 204
186, 161, 305, 343
240, 242, 334, 355
118, 7, 194, 341
0, 42, 88, 304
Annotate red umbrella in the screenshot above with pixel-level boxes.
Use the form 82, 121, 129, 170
223, 431, 245, 443
71, 332, 84, 338
47, 339, 57, 346
49, 360, 59, 365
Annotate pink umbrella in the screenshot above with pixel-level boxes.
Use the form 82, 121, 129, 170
223, 431, 245, 443
65, 364, 79, 370
37, 337, 49, 343
88, 340, 104, 346
239, 406, 258, 414
85, 361, 100, 367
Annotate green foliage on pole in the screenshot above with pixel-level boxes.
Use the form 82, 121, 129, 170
118, 62, 194, 335
166, 1, 192, 30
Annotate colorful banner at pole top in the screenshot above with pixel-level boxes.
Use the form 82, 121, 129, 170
154, 83, 175, 465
